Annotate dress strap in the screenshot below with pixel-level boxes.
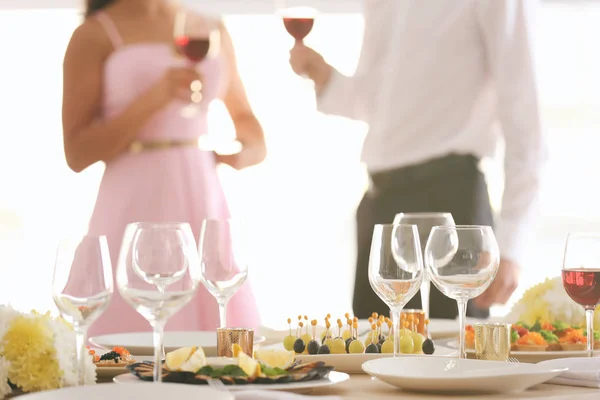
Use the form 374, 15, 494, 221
94, 11, 124, 49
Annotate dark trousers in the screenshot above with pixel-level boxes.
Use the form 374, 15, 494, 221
352, 154, 493, 320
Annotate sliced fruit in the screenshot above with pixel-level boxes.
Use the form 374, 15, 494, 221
232, 343, 247, 357
179, 346, 207, 372
237, 352, 261, 378
254, 349, 295, 370
165, 346, 196, 371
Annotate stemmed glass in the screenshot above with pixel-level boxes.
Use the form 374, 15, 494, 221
117, 222, 201, 383
561, 233, 600, 358
52, 235, 113, 386
368, 224, 424, 357
276, 0, 318, 43
425, 225, 499, 359
174, 11, 221, 119
199, 219, 249, 328
393, 212, 455, 319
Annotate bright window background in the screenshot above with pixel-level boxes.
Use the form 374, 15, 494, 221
0, 2, 599, 329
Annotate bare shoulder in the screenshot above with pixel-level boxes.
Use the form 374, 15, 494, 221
64, 17, 112, 63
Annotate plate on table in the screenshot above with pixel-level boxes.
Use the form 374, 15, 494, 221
427, 318, 492, 340
113, 356, 349, 392
89, 331, 266, 356
362, 357, 567, 394
294, 345, 456, 373
16, 383, 232, 400
443, 339, 595, 363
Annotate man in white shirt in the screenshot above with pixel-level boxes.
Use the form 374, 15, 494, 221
290, 0, 546, 319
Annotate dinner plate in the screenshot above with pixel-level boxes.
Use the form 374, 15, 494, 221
89, 331, 266, 356
362, 357, 567, 394
16, 383, 232, 400
294, 345, 456, 373
444, 339, 596, 363
114, 370, 350, 392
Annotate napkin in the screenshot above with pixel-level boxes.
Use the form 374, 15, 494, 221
546, 358, 600, 388
235, 391, 342, 400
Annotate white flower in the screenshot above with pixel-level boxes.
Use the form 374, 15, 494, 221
0, 305, 20, 348
0, 356, 11, 399
48, 318, 96, 387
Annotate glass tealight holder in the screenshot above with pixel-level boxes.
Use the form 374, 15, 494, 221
217, 328, 254, 357
474, 323, 511, 361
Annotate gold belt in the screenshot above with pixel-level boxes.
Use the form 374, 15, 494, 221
129, 139, 199, 154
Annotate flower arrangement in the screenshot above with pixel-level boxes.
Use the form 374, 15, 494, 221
0, 305, 96, 399
505, 276, 600, 326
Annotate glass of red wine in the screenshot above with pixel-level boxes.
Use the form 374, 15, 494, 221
174, 11, 220, 118
561, 232, 600, 358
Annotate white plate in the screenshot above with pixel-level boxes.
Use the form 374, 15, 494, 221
114, 370, 350, 392
362, 357, 567, 394
295, 345, 456, 373
16, 383, 232, 400
89, 331, 266, 356
443, 339, 595, 363
427, 318, 492, 340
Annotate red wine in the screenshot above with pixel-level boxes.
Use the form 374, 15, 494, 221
175, 36, 210, 62
283, 17, 314, 41
562, 269, 600, 307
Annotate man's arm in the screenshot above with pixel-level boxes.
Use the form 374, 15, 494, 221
477, 0, 547, 266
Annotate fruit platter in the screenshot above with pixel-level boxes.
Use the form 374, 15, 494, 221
279, 313, 454, 373
115, 344, 350, 391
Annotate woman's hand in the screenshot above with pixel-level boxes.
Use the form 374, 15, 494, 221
289, 42, 332, 93
215, 140, 266, 170
145, 66, 203, 111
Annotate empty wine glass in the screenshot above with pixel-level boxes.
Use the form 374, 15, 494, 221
368, 224, 423, 357
393, 212, 455, 319
117, 222, 201, 383
199, 219, 249, 328
561, 233, 600, 357
425, 225, 499, 359
52, 235, 113, 386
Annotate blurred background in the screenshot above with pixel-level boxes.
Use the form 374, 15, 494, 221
0, 0, 599, 328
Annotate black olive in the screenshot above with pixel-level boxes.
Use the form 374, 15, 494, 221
317, 344, 331, 354
345, 337, 353, 353
307, 340, 320, 355
365, 343, 380, 353
293, 338, 306, 354
422, 338, 435, 355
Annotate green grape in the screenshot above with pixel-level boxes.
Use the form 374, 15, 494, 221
324, 338, 335, 349
342, 330, 352, 341
348, 340, 365, 354
283, 335, 296, 351
410, 332, 425, 353
399, 334, 415, 354
301, 334, 312, 353
331, 338, 346, 354
381, 340, 394, 353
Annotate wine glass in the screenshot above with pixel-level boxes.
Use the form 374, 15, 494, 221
276, 0, 319, 43
174, 11, 221, 119
52, 235, 113, 386
117, 222, 201, 383
368, 224, 424, 357
393, 213, 455, 319
199, 219, 249, 328
561, 232, 600, 358
425, 225, 499, 359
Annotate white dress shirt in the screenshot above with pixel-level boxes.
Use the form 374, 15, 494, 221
317, 0, 546, 266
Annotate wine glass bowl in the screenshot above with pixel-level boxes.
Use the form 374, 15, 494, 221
393, 212, 455, 318
424, 225, 499, 359
276, 0, 318, 42
368, 224, 424, 357
117, 222, 201, 382
52, 235, 114, 386
561, 232, 600, 357
199, 219, 249, 328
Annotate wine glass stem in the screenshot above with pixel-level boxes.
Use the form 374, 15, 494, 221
151, 320, 166, 383
585, 307, 595, 358
457, 299, 468, 359
74, 326, 87, 386
391, 307, 402, 358
218, 299, 229, 329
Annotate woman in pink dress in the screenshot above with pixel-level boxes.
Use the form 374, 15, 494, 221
62, 0, 264, 336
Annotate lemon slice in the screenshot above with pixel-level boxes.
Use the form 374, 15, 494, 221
254, 349, 295, 370
165, 347, 196, 371
180, 346, 207, 372
232, 343, 246, 358
237, 351, 261, 378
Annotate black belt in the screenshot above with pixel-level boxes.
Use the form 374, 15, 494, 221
369, 154, 478, 191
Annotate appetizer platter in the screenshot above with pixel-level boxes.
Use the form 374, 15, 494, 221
114, 344, 350, 391
88, 346, 145, 379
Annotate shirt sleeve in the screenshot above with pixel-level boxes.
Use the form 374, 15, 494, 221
477, 0, 547, 265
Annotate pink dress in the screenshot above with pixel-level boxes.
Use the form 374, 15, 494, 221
86, 12, 260, 337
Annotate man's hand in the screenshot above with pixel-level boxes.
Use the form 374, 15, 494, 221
289, 42, 333, 93
474, 258, 520, 309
